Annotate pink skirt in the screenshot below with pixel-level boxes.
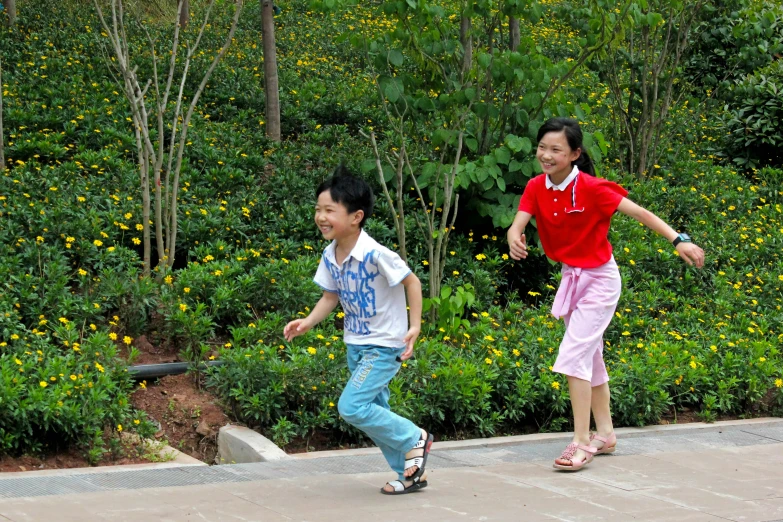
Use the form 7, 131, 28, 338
551, 257, 621, 386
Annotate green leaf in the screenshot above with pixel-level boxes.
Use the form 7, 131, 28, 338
519, 137, 532, 155
465, 138, 478, 152
496, 177, 506, 192
384, 84, 400, 103
509, 160, 524, 172
494, 147, 511, 165
388, 50, 404, 67
361, 159, 376, 173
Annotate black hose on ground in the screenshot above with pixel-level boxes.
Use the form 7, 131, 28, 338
128, 361, 224, 380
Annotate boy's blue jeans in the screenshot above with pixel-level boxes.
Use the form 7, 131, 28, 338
338, 344, 422, 481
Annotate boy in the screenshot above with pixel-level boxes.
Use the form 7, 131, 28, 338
283, 166, 433, 495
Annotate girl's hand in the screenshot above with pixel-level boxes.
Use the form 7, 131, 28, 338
283, 319, 311, 341
676, 242, 705, 268
508, 233, 528, 260
399, 325, 420, 361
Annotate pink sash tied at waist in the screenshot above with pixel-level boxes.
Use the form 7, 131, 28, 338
552, 265, 582, 319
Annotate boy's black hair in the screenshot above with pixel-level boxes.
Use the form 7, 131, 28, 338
315, 164, 375, 228
537, 118, 596, 176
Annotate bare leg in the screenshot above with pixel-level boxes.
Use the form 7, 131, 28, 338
555, 376, 592, 465
591, 382, 614, 435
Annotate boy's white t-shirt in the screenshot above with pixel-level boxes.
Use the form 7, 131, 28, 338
313, 230, 411, 348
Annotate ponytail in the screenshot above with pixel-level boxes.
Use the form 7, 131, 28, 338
574, 150, 595, 177
536, 117, 596, 176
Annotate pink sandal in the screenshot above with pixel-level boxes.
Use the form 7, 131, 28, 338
553, 443, 596, 471
589, 432, 617, 455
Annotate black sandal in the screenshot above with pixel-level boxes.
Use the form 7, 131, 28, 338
404, 431, 434, 481
380, 479, 428, 495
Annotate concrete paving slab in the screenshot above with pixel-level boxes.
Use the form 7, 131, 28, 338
1, 419, 783, 521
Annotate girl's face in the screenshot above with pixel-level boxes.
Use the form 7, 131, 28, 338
536, 130, 581, 180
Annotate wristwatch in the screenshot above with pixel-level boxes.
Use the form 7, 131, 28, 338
672, 232, 691, 248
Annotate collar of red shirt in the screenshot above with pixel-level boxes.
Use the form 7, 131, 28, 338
545, 165, 579, 191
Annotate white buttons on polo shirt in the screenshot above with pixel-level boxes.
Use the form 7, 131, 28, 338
554, 212, 558, 216
554, 198, 558, 202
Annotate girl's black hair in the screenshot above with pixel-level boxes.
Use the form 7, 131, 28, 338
315, 164, 375, 228
536, 118, 595, 176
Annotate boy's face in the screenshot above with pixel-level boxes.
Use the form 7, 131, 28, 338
315, 190, 363, 242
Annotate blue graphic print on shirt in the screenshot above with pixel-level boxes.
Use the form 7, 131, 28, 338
326, 250, 381, 336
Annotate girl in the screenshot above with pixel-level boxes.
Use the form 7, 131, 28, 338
506, 118, 704, 471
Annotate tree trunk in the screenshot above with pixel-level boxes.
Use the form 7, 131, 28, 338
261, 0, 281, 141
0, 55, 4, 171
179, 0, 189, 28
5, 0, 16, 26
509, 16, 520, 51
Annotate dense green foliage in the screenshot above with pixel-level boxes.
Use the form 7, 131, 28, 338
0, 0, 781, 456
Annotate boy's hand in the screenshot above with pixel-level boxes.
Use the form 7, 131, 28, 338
283, 319, 311, 342
676, 242, 705, 268
508, 233, 528, 260
399, 325, 420, 361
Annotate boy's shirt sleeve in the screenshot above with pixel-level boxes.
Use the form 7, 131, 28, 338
377, 250, 412, 287
313, 256, 338, 293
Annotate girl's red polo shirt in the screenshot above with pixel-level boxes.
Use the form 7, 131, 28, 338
518, 172, 628, 268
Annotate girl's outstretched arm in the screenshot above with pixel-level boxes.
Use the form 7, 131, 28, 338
616, 198, 705, 268
507, 210, 533, 260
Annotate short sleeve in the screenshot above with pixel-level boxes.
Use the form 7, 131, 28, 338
593, 178, 628, 217
518, 177, 540, 216
313, 256, 338, 293
377, 249, 411, 287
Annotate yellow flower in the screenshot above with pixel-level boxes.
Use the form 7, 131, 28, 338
132, 237, 141, 245
328, 353, 335, 360
329, 402, 335, 407
183, 287, 191, 293
710, 345, 717, 352
93, 239, 103, 247
179, 303, 187, 312
307, 347, 317, 355
775, 379, 782, 388
689, 360, 697, 369
123, 336, 132, 345
40, 381, 48, 387
109, 332, 117, 340
117, 424, 123, 432
164, 275, 173, 284
453, 270, 459, 275
551, 381, 560, 390
501, 254, 509, 260
95, 362, 105, 372
136, 224, 143, 231
78, 269, 87, 276
70, 375, 77, 381
124, 213, 132, 219
475, 253, 487, 260
134, 419, 140, 425
337, 312, 345, 319
422, 260, 429, 265
484, 358, 492, 365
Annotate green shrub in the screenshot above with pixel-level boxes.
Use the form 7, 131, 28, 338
719, 60, 783, 168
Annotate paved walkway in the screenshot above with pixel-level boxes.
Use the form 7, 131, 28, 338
0, 418, 782, 521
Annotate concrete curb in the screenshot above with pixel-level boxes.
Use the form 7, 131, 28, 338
289, 416, 783, 459
0, 444, 205, 479
216, 424, 290, 464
